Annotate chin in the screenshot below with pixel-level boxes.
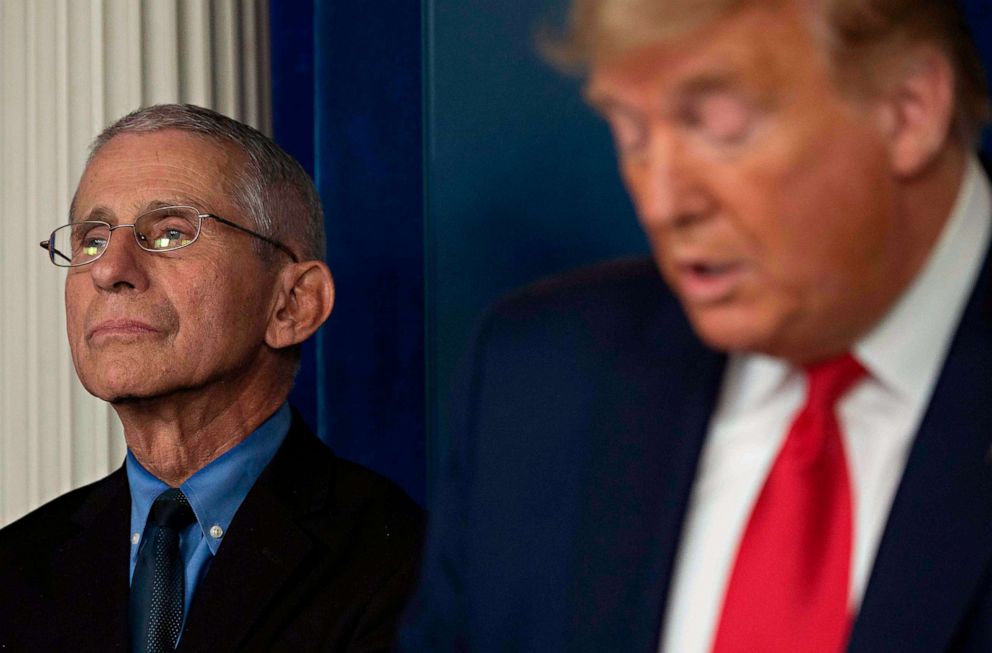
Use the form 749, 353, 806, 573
77, 370, 160, 404
81, 382, 147, 404
691, 316, 837, 363
90, 385, 171, 406
685, 309, 783, 357
107, 394, 152, 406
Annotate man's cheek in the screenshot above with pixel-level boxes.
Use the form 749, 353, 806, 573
64, 310, 83, 350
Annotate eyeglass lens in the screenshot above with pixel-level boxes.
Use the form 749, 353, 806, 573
50, 206, 202, 266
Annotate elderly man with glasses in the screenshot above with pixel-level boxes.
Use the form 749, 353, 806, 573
0, 104, 423, 652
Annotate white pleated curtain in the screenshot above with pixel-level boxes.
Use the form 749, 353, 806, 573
0, 0, 271, 526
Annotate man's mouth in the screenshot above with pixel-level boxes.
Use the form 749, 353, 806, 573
88, 319, 159, 342
674, 260, 746, 303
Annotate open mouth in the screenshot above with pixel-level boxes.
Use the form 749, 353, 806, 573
688, 262, 737, 277
676, 261, 745, 302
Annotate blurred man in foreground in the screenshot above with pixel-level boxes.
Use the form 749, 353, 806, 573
0, 104, 422, 652
403, 1, 992, 651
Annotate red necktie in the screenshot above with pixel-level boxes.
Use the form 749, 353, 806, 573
711, 354, 865, 653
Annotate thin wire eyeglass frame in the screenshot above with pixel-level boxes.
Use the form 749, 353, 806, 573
39, 205, 300, 267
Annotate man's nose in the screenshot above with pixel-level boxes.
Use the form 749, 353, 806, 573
87, 226, 151, 292
622, 130, 714, 229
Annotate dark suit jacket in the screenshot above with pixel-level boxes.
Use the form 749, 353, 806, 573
401, 255, 992, 653
0, 411, 424, 652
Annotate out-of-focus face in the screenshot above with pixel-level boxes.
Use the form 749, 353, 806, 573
66, 130, 282, 402
586, 2, 919, 363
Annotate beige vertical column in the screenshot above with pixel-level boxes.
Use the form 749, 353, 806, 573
0, 0, 272, 526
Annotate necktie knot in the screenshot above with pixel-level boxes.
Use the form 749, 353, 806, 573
148, 489, 195, 530
804, 353, 866, 413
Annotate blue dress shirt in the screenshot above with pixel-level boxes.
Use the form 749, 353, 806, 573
126, 403, 291, 621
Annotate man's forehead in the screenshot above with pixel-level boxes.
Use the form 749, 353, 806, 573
71, 130, 240, 221
584, 1, 821, 107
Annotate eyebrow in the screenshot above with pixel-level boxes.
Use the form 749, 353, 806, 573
583, 88, 651, 130
72, 198, 207, 224
585, 69, 747, 116
676, 71, 745, 99
141, 197, 205, 213
72, 206, 114, 224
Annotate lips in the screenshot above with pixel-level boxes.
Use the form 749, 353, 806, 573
88, 318, 159, 341
672, 259, 747, 304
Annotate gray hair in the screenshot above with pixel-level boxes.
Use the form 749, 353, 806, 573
85, 103, 324, 262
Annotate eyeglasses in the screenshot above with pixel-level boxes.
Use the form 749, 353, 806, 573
39, 205, 299, 267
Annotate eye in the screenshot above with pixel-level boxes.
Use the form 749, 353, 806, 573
71, 224, 109, 256
80, 235, 108, 257
682, 91, 756, 145
139, 212, 198, 250
603, 107, 647, 155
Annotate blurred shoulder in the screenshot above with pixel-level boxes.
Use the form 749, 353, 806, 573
491, 256, 671, 319
476, 257, 690, 354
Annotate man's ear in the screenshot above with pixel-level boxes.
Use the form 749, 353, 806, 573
875, 46, 957, 177
265, 261, 335, 350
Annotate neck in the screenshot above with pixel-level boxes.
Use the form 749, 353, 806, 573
115, 362, 292, 486
783, 144, 970, 366
896, 144, 969, 271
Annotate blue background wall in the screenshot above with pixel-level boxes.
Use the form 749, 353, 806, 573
273, 1, 425, 505
422, 0, 649, 474
272, 0, 992, 503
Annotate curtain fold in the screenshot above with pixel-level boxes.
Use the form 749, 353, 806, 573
276, 0, 426, 505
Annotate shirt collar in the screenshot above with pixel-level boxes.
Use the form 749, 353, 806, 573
716, 352, 795, 417
725, 156, 991, 411
126, 402, 292, 555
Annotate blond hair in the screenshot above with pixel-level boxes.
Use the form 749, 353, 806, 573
551, 0, 990, 142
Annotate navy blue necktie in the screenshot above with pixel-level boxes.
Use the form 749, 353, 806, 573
129, 488, 196, 653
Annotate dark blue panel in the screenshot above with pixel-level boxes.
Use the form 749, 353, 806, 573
959, 0, 992, 154
424, 0, 647, 476
314, 0, 425, 504
271, 1, 321, 437
270, 1, 315, 175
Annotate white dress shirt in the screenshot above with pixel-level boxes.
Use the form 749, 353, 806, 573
660, 158, 992, 653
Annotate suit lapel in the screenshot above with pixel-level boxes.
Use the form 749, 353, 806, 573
52, 467, 131, 650
178, 416, 332, 652
849, 253, 992, 652
566, 305, 726, 653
